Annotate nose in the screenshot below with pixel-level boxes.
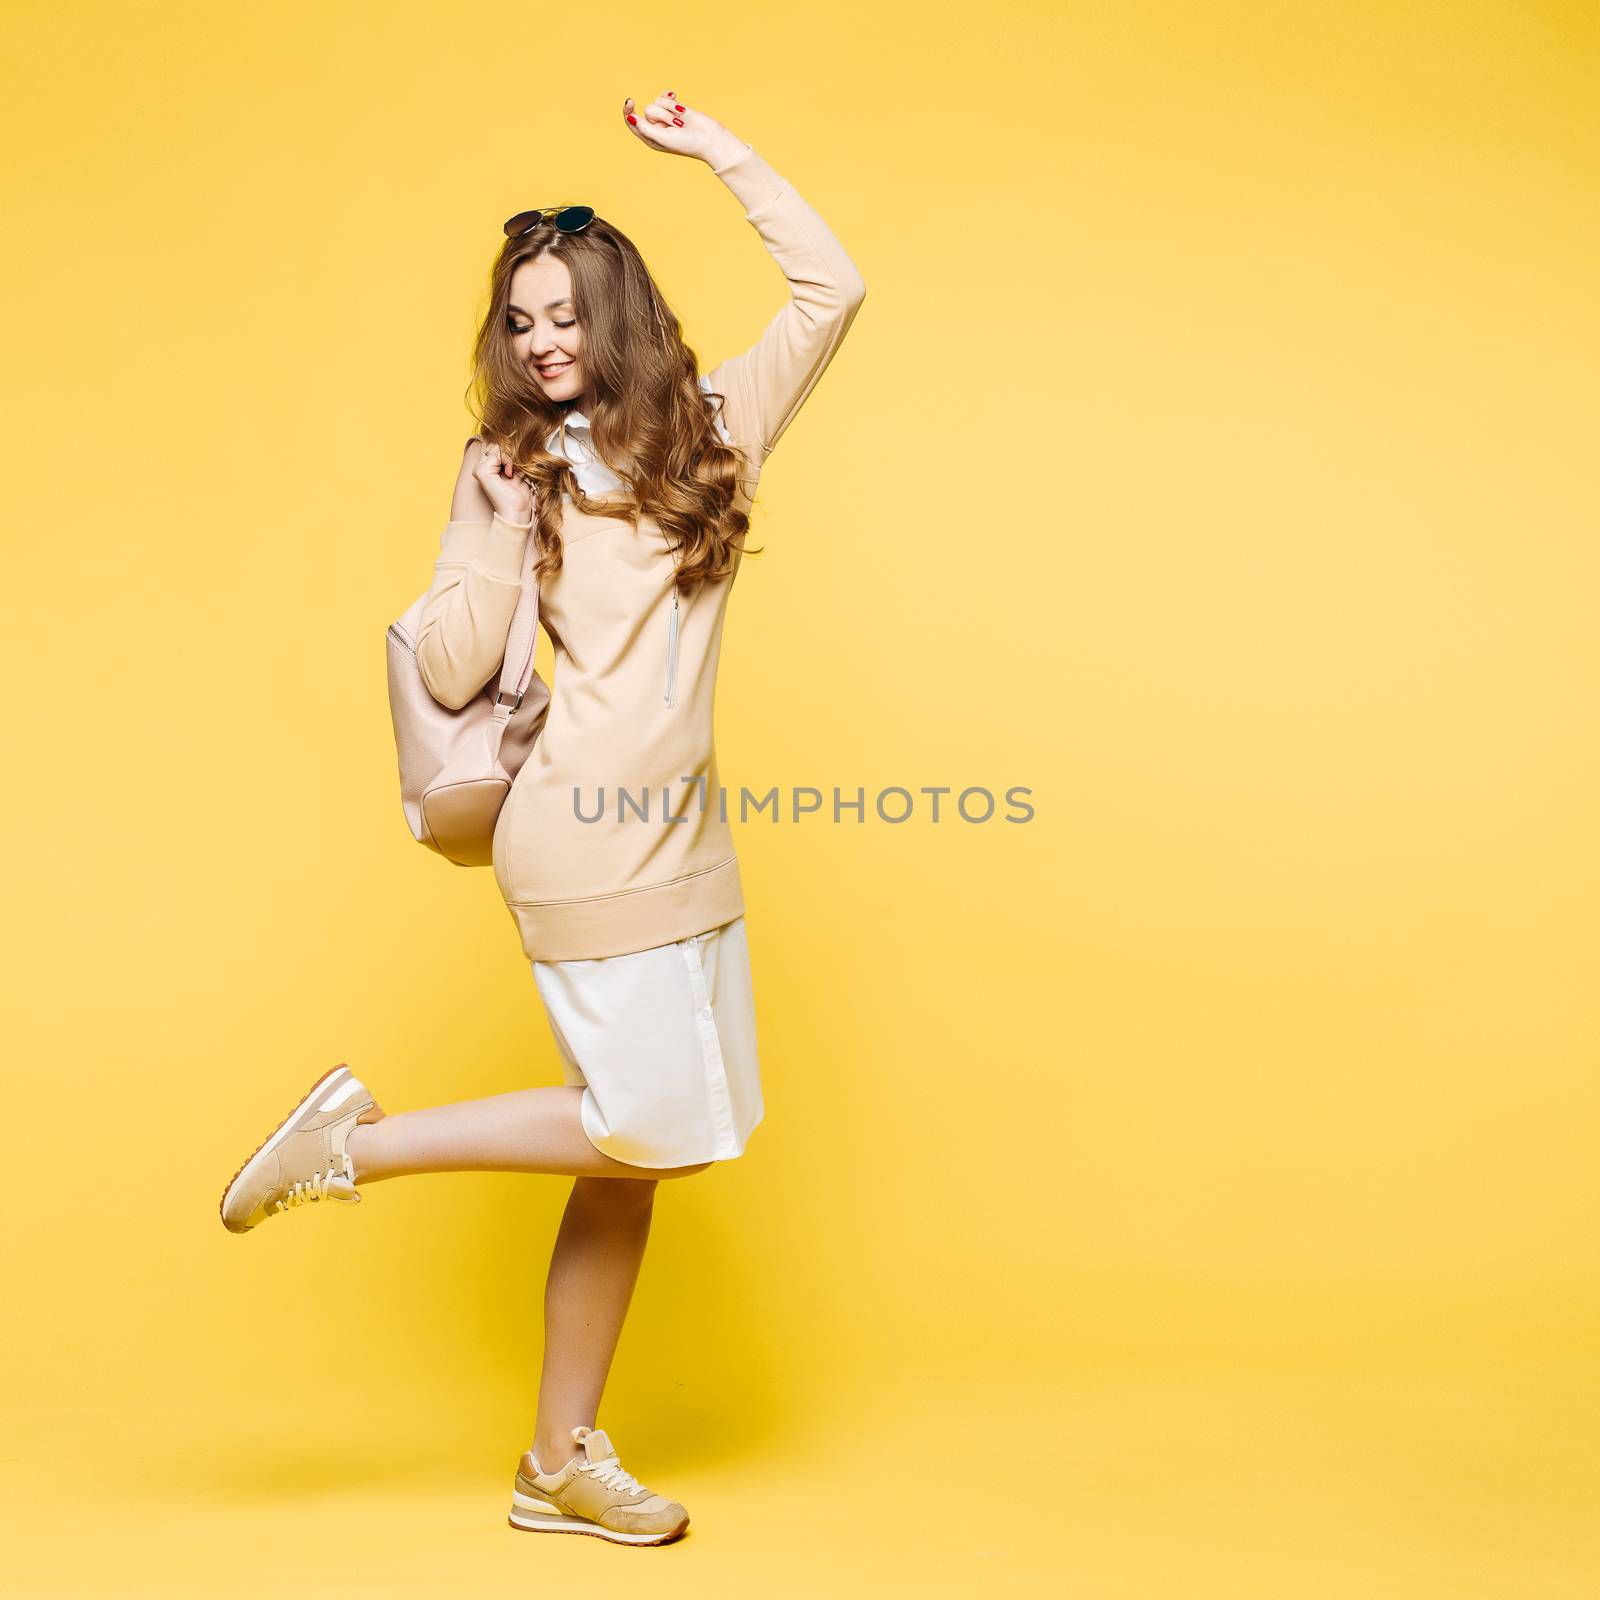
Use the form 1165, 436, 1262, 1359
529, 326, 565, 360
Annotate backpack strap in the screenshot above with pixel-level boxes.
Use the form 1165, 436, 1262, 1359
493, 504, 541, 713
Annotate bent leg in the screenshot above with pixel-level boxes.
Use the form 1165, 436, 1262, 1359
345, 1086, 714, 1183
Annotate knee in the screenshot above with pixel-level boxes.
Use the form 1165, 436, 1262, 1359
582, 1116, 718, 1177
573, 1174, 658, 1211
603, 1160, 709, 1190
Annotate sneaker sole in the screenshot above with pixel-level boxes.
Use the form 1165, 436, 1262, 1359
218, 1063, 358, 1232
508, 1496, 687, 1546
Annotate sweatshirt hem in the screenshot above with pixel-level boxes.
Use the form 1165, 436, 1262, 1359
505, 855, 746, 961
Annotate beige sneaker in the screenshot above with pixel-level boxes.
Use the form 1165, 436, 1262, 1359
509, 1426, 689, 1545
219, 1064, 385, 1234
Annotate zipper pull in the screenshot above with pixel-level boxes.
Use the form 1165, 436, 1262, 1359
664, 589, 680, 706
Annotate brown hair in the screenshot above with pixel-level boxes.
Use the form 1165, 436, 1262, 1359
464, 215, 762, 592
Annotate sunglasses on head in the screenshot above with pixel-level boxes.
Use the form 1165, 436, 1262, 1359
503, 205, 596, 239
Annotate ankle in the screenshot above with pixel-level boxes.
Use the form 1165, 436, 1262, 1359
345, 1122, 377, 1183
531, 1440, 579, 1474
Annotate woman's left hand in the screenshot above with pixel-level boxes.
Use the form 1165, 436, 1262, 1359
622, 92, 738, 164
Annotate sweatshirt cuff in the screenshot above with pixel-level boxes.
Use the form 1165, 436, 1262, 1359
474, 510, 533, 582
710, 141, 788, 218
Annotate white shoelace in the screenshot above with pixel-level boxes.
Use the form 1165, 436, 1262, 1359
272, 1155, 357, 1213
581, 1456, 647, 1497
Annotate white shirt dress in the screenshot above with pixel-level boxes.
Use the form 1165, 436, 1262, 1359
527, 380, 765, 1169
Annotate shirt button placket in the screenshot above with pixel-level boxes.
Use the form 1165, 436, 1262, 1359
682, 937, 738, 1155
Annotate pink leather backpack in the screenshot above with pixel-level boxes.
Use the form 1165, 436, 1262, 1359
385, 518, 550, 867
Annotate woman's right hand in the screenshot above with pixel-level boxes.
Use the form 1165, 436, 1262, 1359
472, 440, 534, 523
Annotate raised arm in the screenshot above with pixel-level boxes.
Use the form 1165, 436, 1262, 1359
413, 439, 533, 711
698, 138, 867, 469
621, 95, 867, 467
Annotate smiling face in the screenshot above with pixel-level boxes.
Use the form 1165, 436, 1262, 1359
507, 252, 586, 405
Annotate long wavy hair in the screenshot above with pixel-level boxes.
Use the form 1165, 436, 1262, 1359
464, 214, 761, 593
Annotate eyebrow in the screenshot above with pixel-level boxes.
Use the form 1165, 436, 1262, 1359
508, 298, 574, 314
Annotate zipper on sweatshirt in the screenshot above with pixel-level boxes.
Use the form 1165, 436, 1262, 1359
663, 590, 680, 707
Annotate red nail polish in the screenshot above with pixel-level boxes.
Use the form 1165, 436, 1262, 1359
672, 116, 683, 126
627, 114, 637, 125
674, 104, 684, 112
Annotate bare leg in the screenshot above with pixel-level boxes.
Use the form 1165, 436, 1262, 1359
344, 1086, 713, 1183
342, 1089, 703, 1473
531, 1177, 658, 1470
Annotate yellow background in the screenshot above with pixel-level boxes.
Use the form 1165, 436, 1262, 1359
3, 1, 1596, 1593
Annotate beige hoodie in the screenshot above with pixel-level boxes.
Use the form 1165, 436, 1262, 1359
414, 142, 866, 961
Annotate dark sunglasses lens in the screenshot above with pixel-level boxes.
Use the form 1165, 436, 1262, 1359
503, 210, 541, 238
555, 206, 595, 232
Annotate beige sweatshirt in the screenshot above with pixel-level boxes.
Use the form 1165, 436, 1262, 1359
413, 142, 866, 961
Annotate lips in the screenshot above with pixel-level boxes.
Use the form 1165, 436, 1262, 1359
538, 361, 573, 377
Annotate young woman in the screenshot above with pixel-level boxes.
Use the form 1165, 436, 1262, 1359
217, 91, 865, 1546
